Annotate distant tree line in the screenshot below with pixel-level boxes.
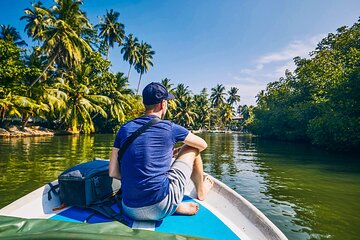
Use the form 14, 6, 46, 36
247, 18, 360, 151
161, 79, 243, 130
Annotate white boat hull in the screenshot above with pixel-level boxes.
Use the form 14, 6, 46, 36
0, 174, 287, 240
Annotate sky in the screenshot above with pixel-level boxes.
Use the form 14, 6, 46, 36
1, 0, 360, 105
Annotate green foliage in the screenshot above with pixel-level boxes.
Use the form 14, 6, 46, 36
193, 89, 211, 129
0, 40, 43, 124
210, 84, 226, 108
227, 87, 240, 106
121, 34, 140, 80
165, 81, 243, 130
0, 40, 26, 86
96, 9, 125, 57
249, 18, 360, 151
135, 41, 155, 94
0, 25, 27, 46
6, 1, 357, 153
0, 1, 150, 133
0, 0, 273, 137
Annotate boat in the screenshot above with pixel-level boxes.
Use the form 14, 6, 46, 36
0, 160, 287, 240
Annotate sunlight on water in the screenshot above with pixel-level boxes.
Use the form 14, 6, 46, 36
199, 133, 360, 240
1, 133, 359, 239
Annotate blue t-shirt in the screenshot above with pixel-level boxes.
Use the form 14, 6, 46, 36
113, 115, 189, 208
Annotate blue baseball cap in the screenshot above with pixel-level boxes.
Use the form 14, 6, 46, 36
142, 82, 175, 105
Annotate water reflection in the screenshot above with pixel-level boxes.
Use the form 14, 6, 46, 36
0, 135, 115, 209
1, 134, 359, 239
199, 133, 360, 240
255, 140, 360, 240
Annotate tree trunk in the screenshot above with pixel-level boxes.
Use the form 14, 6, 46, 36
1, 105, 7, 119
105, 44, 110, 60
136, 73, 143, 95
22, 114, 30, 128
127, 64, 132, 81
29, 52, 59, 88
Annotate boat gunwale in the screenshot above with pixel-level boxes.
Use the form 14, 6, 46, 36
207, 175, 288, 240
0, 176, 288, 240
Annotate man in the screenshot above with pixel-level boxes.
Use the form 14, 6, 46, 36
109, 82, 213, 221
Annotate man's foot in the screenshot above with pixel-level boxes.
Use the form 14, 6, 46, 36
175, 202, 199, 215
197, 175, 214, 201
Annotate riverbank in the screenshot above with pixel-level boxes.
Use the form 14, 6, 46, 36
0, 126, 244, 138
0, 126, 70, 137
192, 129, 244, 134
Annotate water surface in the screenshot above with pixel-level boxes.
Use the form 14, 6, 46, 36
0, 134, 359, 239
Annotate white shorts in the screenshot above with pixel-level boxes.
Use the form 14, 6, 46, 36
122, 160, 192, 221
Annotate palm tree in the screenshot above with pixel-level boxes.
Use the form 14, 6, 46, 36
256, 90, 267, 108
174, 83, 191, 99
160, 78, 176, 119
5, 93, 49, 127
135, 41, 155, 94
41, 86, 67, 123
194, 91, 211, 129
56, 64, 111, 134
52, 0, 91, 34
121, 34, 139, 80
173, 95, 198, 128
0, 25, 27, 46
114, 72, 133, 95
0, 95, 13, 120
161, 78, 175, 93
20, 1, 50, 42
0, 85, 17, 120
96, 9, 125, 59
25, 46, 47, 69
29, 0, 92, 88
221, 104, 234, 128
227, 87, 240, 106
210, 84, 226, 107
100, 72, 133, 123
237, 104, 253, 129
171, 83, 193, 123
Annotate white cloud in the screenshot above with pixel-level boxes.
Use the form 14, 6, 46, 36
258, 41, 310, 64
258, 34, 324, 64
230, 75, 257, 84
239, 64, 264, 74
228, 34, 325, 105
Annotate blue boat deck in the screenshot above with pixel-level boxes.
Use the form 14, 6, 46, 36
50, 195, 239, 239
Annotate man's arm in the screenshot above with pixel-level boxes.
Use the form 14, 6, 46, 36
109, 147, 121, 180
183, 132, 208, 152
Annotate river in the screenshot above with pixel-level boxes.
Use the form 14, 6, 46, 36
0, 133, 359, 239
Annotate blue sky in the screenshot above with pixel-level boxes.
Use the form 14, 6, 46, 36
1, 0, 360, 105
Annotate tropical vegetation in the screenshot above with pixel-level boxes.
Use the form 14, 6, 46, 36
0, 0, 243, 135
0, 0, 153, 133
1, 0, 358, 152
247, 18, 360, 151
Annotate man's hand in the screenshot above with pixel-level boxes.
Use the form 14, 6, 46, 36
173, 146, 182, 158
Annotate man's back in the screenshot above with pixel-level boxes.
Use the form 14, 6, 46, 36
113, 115, 189, 208
109, 82, 210, 221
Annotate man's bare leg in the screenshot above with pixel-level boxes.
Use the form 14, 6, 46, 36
176, 145, 214, 201
190, 153, 213, 200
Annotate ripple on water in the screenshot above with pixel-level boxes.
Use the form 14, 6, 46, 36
1, 133, 360, 240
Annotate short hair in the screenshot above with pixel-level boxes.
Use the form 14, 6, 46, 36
144, 103, 160, 111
